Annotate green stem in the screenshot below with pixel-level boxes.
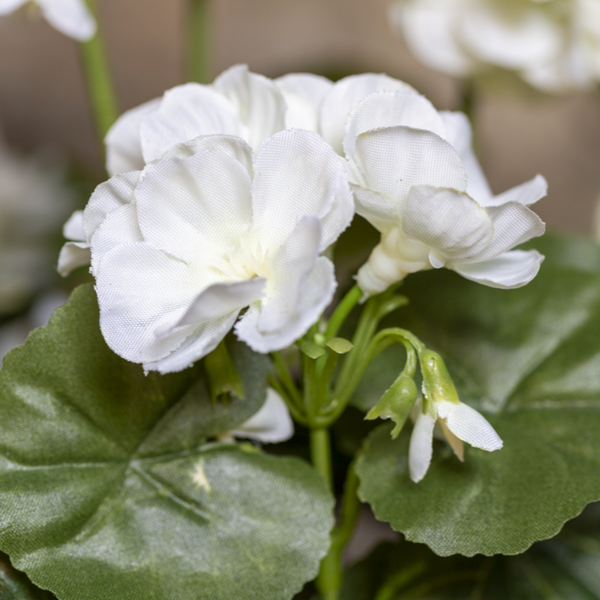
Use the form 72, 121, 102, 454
79, 0, 119, 146
310, 428, 332, 489
272, 351, 302, 407
374, 562, 428, 600
187, 0, 211, 83
325, 285, 362, 340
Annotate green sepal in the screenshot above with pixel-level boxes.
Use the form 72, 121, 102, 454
419, 349, 460, 406
300, 341, 327, 359
365, 374, 418, 439
326, 337, 354, 355
203, 338, 245, 402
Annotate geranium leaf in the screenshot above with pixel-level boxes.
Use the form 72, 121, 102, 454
0, 553, 55, 600
356, 234, 600, 556
0, 284, 334, 599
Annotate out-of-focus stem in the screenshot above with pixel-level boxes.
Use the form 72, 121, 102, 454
187, 0, 211, 83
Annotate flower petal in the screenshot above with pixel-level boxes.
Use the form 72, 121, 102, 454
409, 409, 436, 483
230, 388, 294, 443
37, 0, 96, 41
0, 0, 27, 15
436, 401, 503, 452
403, 185, 493, 261
320, 73, 415, 154
352, 126, 467, 206
140, 83, 243, 164
343, 90, 446, 158
275, 73, 333, 130
251, 129, 353, 251
63, 210, 85, 242
487, 174, 548, 208
105, 98, 161, 176
57, 242, 90, 277
352, 185, 400, 233
214, 64, 287, 152
452, 249, 544, 289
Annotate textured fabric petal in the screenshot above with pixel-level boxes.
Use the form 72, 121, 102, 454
57, 242, 90, 277
320, 73, 414, 154
135, 151, 252, 263
438, 419, 465, 461
488, 174, 548, 207
38, 0, 96, 40
440, 111, 493, 204
83, 171, 140, 241
140, 84, 243, 163
275, 73, 333, 131
436, 401, 503, 452
409, 409, 436, 483
214, 64, 287, 152
251, 129, 352, 251
461, 4, 562, 70
402, 186, 493, 261
105, 98, 161, 176
343, 90, 446, 158
230, 388, 294, 443
352, 185, 400, 233
452, 249, 544, 289
353, 126, 467, 206
156, 278, 266, 338
63, 210, 85, 242
96, 243, 213, 364
236, 256, 336, 353
391, 1, 477, 77
0, 0, 27, 15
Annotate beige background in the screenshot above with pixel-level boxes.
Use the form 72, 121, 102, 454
1, 0, 599, 233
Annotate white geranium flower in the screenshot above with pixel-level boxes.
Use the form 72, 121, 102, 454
61, 129, 353, 373
219, 388, 294, 444
389, 0, 600, 92
409, 396, 502, 482
0, 0, 96, 41
341, 90, 546, 296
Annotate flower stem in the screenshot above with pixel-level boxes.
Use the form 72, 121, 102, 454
325, 285, 362, 340
79, 0, 119, 146
187, 0, 211, 83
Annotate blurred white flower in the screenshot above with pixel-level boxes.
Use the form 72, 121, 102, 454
219, 388, 294, 444
0, 0, 96, 41
389, 0, 600, 92
0, 137, 73, 315
341, 91, 546, 295
62, 130, 353, 373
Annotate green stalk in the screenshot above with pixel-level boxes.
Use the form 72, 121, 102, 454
79, 0, 119, 145
325, 285, 362, 340
187, 0, 211, 83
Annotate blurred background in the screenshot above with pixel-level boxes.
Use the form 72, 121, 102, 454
1, 0, 600, 234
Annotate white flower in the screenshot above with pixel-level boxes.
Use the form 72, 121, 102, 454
0, 0, 96, 41
61, 129, 353, 373
340, 90, 546, 295
389, 0, 600, 92
409, 396, 502, 482
220, 388, 294, 444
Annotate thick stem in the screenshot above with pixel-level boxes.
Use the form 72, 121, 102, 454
325, 285, 362, 340
310, 428, 332, 489
79, 0, 119, 146
187, 0, 211, 83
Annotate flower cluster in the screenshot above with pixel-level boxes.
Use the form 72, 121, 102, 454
390, 0, 600, 92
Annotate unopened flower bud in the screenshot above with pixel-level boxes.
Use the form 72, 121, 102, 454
420, 350, 460, 407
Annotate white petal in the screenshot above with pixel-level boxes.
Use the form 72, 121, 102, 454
352, 185, 400, 233
251, 129, 353, 251
38, 0, 96, 41
0, 0, 27, 16
155, 278, 266, 338
408, 409, 436, 483
63, 210, 85, 241
440, 111, 493, 204
105, 98, 161, 176
438, 419, 464, 461
353, 126, 467, 206
391, 1, 477, 77
320, 73, 415, 154
275, 73, 333, 131
236, 256, 336, 354
343, 90, 446, 158
230, 388, 294, 443
57, 242, 90, 277
83, 170, 140, 241
452, 249, 544, 289
135, 151, 252, 263
140, 84, 243, 164
214, 64, 287, 152
403, 186, 493, 261
436, 401, 503, 452
488, 175, 548, 208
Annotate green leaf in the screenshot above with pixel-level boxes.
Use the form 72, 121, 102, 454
0, 553, 55, 600
342, 503, 600, 600
356, 235, 600, 556
300, 342, 327, 359
326, 338, 354, 354
0, 284, 335, 600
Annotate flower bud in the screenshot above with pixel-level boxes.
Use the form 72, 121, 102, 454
420, 350, 460, 407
